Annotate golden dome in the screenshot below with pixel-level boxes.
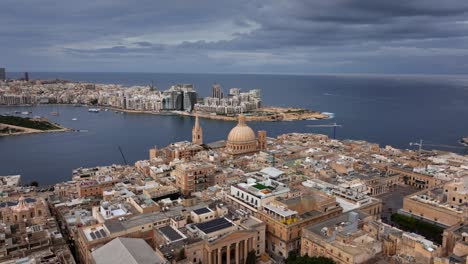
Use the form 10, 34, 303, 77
227, 114, 256, 143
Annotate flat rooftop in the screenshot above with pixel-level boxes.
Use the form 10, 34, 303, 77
193, 207, 212, 215
159, 225, 186, 242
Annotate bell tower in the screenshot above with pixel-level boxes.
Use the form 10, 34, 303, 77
192, 114, 203, 145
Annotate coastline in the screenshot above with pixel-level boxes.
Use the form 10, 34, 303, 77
0, 123, 70, 137
1, 104, 329, 122
174, 107, 329, 122
0, 115, 70, 137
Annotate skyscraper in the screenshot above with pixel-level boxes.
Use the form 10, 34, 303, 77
212, 83, 223, 99
0, 68, 5, 81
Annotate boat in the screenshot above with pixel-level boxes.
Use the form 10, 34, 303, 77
88, 108, 100, 113
21, 111, 30, 115
321, 112, 335, 119
72, 118, 78, 121
50, 112, 59, 116
104, 109, 108, 112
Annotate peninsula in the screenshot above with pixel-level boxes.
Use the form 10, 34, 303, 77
0, 115, 68, 136
175, 107, 328, 121
0, 80, 329, 122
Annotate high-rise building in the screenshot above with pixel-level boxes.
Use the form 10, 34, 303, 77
192, 114, 203, 145
173, 162, 216, 196
212, 83, 223, 99
24, 72, 29, 81
0, 68, 5, 81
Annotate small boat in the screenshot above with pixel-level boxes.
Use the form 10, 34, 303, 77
21, 111, 30, 115
88, 108, 100, 113
72, 118, 78, 121
104, 109, 108, 112
50, 112, 59, 116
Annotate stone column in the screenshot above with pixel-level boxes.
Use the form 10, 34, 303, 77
235, 242, 240, 264
208, 250, 212, 264
227, 244, 231, 264
218, 247, 222, 264
244, 239, 248, 258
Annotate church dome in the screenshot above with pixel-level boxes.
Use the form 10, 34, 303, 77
227, 114, 256, 143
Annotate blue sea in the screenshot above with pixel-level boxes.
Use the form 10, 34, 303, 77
1, 72, 467, 185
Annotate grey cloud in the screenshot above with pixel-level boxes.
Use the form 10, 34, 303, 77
1, 0, 468, 74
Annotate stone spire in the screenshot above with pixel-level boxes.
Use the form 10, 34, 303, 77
192, 114, 203, 145
238, 114, 246, 126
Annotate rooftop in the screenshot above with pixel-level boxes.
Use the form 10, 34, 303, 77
92, 237, 164, 264
194, 217, 234, 234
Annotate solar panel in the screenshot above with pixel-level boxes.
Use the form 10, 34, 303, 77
193, 207, 211, 215
159, 226, 183, 242
90, 232, 96, 240
95, 231, 102, 239
195, 218, 234, 234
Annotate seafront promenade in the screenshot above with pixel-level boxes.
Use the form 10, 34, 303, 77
0, 79, 328, 122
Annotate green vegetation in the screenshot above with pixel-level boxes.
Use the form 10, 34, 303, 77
391, 213, 444, 244
286, 109, 307, 114
0, 115, 61, 131
177, 248, 186, 261
253, 183, 274, 190
287, 252, 335, 264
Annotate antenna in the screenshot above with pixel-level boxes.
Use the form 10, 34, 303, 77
306, 123, 342, 139
118, 146, 128, 165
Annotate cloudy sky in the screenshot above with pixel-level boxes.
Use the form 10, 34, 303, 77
1, 0, 468, 74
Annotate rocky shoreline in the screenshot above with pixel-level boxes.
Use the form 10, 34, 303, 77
99, 105, 329, 122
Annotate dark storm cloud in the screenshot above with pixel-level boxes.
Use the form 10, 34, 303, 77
1, 0, 468, 73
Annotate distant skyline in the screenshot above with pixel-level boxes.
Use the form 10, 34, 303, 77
1, 0, 468, 74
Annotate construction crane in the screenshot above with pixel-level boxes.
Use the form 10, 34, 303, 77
307, 123, 342, 139
410, 139, 467, 155
118, 146, 128, 165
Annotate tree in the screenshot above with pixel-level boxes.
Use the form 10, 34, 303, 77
286, 254, 335, 264
177, 248, 186, 261
246, 250, 257, 264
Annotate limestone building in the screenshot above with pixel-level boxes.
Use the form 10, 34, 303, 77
255, 191, 343, 258
0, 196, 48, 225
174, 161, 217, 196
